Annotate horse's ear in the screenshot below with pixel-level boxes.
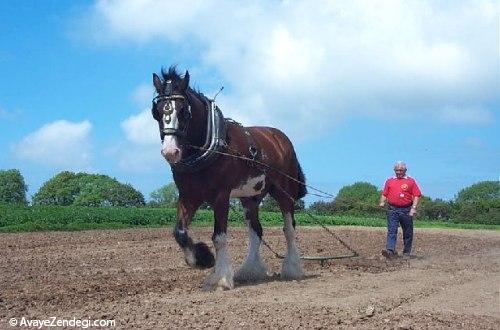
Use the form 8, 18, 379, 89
153, 73, 162, 94
179, 70, 190, 92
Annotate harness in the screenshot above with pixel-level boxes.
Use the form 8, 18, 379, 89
225, 118, 260, 163
175, 99, 227, 173
154, 86, 228, 173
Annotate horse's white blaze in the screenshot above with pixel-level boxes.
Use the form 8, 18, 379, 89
230, 174, 266, 198
161, 133, 179, 153
161, 101, 181, 160
203, 233, 234, 291
281, 212, 303, 280
235, 226, 268, 282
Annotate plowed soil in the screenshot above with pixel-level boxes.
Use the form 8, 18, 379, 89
1, 226, 499, 329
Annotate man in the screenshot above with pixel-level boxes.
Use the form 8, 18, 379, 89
379, 161, 422, 259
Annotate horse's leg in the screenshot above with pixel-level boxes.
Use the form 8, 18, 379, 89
270, 189, 304, 280
234, 196, 268, 283
174, 198, 214, 269
202, 192, 234, 291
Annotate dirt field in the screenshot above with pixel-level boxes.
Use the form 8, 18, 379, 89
1, 226, 499, 329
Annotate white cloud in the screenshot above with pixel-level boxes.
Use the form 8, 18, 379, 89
117, 107, 163, 171
117, 144, 163, 172
87, 0, 209, 42
13, 120, 92, 170
131, 83, 154, 108
80, 0, 498, 138
121, 108, 159, 145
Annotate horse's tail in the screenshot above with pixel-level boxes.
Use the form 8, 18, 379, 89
296, 161, 307, 200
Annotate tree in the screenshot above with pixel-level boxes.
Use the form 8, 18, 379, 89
327, 182, 381, 216
149, 182, 179, 207
0, 169, 28, 205
229, 199, 243, 211
454, 199, 500, 225
260, 195, 280, 212
456, 181, 500, 203
32, 171, 81, 205
33, 171, 145, 207
336, 182, 380, 204
260, 195, 305, 212
308, 200, 333, 214
419, 198, 453, 221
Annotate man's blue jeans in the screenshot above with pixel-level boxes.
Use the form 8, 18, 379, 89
386, 205, 413, 254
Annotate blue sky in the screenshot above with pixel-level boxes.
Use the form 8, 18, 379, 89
1, 0, 498, 205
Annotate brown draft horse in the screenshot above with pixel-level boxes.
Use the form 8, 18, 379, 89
151, 67, 307, 291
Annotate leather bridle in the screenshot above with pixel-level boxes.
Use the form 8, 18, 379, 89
152, 93, 192, 140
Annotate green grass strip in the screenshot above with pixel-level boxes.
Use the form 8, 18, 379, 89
0, 205, 498, 233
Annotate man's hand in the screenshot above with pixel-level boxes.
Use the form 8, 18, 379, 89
409, 207, 417, 217
379, 202, 385, 208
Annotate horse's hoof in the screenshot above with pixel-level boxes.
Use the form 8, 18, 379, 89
280, 271, 304, 281
281, 261, 304, 280
234, 264, 269, 283
202, 274, 234, 291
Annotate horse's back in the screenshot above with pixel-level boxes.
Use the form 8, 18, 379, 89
245, 126, 294, 155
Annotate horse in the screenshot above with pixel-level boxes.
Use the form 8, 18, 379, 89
151, 66, 307, 291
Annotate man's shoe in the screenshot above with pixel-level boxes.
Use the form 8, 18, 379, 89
402, 253, 411, 260
382, 249, 397, 259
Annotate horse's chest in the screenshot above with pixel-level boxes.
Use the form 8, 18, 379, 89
229, 174, 266, 198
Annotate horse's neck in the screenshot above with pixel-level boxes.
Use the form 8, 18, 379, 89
187, 90, 208, 148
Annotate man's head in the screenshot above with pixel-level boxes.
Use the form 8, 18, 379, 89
393, 161, 407, 179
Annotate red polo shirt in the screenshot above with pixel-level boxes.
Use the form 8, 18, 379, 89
382, 176, 422, 206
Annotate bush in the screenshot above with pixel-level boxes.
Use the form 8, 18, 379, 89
260, 195, 305, 212
33, 171, 145, 207
456, 181, 500, 203
419, 198, 454, 221
0, 169, 28, 205
308, 200, 332, 215
337, 182, 380, 204
453, 199, 500, 225
0, 204, 176, 231
149, 182, 178, 207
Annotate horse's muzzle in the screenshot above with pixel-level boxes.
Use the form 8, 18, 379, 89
161, 147, 181, 164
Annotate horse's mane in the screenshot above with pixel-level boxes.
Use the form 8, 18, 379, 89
159, 66, 208, 102
160, 65, 181, 83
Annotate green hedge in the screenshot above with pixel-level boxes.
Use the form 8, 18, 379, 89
0, 205, 165, 232
1, 204, 498, 233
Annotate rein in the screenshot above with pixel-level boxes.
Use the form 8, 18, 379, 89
185, 143, 360, 264
187, 143, 335, 199
155, 87, 360, 262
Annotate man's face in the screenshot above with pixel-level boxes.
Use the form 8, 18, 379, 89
394, 166, 406, 179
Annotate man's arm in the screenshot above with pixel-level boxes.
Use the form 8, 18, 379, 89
379, 195, 387, 207
409, 196, 420, 216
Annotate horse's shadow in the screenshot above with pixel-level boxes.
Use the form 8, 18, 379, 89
234, 273, 321, 288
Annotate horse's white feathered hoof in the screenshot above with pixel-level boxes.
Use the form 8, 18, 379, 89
202, 272, 234, 291
280, 254, 304, 280
234, 260, 268, 283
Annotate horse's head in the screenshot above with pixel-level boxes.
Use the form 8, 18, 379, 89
151, 68, 192, 164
